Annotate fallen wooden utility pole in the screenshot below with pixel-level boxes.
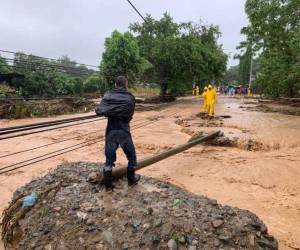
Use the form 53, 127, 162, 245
111, 131, 221, 180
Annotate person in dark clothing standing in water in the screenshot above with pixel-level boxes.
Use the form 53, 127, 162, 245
95, 76, 140, 191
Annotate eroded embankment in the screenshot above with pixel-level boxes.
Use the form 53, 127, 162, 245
0, 98, 95, 119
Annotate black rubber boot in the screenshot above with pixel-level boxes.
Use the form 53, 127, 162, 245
127, 168, 141, 186
103, 168, 114, 192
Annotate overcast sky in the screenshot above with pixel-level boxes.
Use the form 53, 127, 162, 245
0, 0, 248, 68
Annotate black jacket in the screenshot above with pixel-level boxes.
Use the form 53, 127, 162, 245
95, 87, 135, 134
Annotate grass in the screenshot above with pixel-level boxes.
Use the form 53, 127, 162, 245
129, 87, 160, 97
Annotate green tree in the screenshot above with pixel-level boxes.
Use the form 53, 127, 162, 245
10, 52, 92, 97
223, 65, 240, 85
73, 77, 84, 95
130, 13, 227, 95
56, 56, 94, 79
84, 74, 108, 94
0, 55, 11, 73
239, 0, 300, 97
100, 30, 148, 87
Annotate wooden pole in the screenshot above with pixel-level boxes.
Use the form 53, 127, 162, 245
111, 131, 220, 179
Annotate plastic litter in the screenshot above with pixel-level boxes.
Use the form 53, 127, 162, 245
22, 192, 37, 208
174, 198, 183, 206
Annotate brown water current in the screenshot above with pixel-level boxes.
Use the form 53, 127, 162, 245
0, 96, 300, 249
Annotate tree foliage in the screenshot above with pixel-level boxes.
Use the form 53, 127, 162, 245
129, 13, 227, 94
83, 74, 108, 94
223, 65, 240, 85
100, 30, 149, 87
4, 13, 228, 97
239, 0, 300, 97
5, 53, 96, 97
0, 55, 11, 73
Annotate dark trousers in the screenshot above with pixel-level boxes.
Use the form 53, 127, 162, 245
104, 130, 137, 171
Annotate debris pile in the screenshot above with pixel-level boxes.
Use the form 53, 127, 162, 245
189, 132, 238, 147
2, 162, 278, 249
246, 104, 300, 116
145, 95, 176, 104
237, 138, 272, 151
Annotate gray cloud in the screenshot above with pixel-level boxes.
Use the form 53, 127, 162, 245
0, 0, 248, 67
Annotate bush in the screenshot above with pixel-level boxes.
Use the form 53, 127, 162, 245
0, 84, 15, 97
83, 75, 108, 94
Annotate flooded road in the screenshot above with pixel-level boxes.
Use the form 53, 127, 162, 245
0, 96, 300, 249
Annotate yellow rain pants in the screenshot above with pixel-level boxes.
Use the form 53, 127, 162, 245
206, 88, 217, 117
202, 91, 208, 112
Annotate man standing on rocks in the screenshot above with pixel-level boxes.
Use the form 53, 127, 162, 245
95, 76, 140, 191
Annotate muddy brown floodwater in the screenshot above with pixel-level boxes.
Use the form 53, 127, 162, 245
0, 96, 300, 250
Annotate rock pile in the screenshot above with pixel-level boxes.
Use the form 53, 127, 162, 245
2, 162, 278, 250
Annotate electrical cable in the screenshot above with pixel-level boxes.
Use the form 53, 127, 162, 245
3, 58, 99, 75
0, 117, 166, 173
126, 0, 146, 22
0, 108, 172, 158
0, 49, 99, 69
1, 63, 95, 78
0, 111, 177, 175
0, 96, 99, 101
0, 118, 96, 135
0, 117, 105, 141
0, 130, 99, 159
0, 116, 99, 135
0, 115, 98, 132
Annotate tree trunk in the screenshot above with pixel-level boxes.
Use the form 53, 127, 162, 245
160, 82, 168, 95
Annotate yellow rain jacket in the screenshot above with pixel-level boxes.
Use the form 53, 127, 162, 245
206, 86, 217, 117
202, 90, 208, 112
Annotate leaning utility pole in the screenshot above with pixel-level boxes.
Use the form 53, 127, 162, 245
249, 55, 253, 89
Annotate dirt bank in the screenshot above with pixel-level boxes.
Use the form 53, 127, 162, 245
0, 96, 299, 249
0, 98, 95, 119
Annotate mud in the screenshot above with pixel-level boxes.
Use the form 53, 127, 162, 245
0, 96, 300, 249
2, 162, 278, 250
144, 95, 176, 104
245, 104, 300, 116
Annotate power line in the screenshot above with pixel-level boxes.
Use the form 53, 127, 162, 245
3, 58, 98, 73
0, 117, 104, 141
0, 111, 177, 175
0, 116, 100, 136
0, 108, 172, 159
0, 113, 177, 174
0, 49, 99, 69
0, 130, 99, 159
0, 64, 94, 78
1, 60, 98, 77
0, 137, 101, 172
0, 114, 99, 133
0, 96, 100, 101
0, 140, 101, 175
0, 117, 150, 159
126, 0, 146, 22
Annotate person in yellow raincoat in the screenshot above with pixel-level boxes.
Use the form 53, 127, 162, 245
206, 84, 217, 117
196, 85, 200, 96
201, 86, 208, 112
